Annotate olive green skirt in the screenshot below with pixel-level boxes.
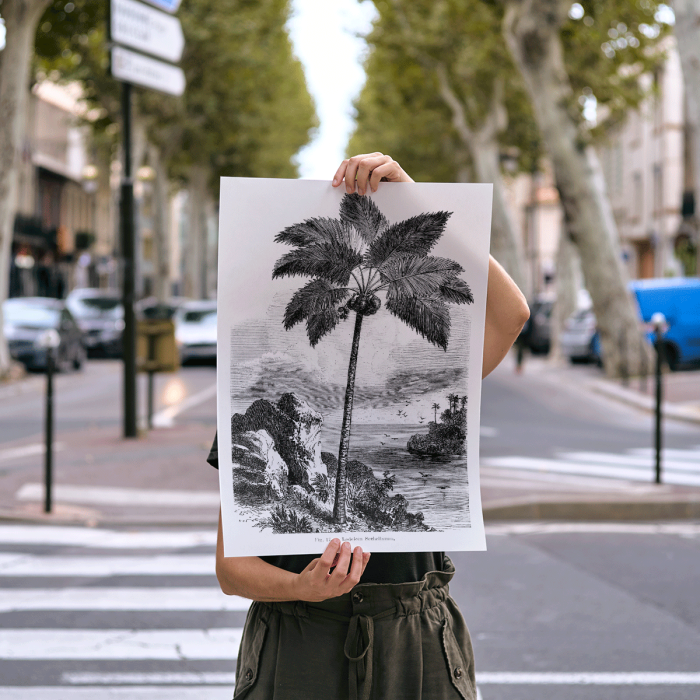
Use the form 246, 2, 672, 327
233, 556, 476, 700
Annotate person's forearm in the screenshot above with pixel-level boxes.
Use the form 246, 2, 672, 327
482, 255, 530, 378
215, 511, 300, 601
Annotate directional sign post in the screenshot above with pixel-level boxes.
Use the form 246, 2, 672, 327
108, 0, 185, 438
111, 0, 184, 63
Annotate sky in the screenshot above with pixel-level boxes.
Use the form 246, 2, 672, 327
287, 0, 377, 180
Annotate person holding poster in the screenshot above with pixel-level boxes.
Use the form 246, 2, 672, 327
208, 153, 529, 699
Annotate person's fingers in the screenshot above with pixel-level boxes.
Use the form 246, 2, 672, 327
315, 539, 341, 578
302, 557, 321, 573
341, 152, 383, 194
356, 155, 392, 195
329, 541, 352, 584
368, 160, 410, 191
360, 551, 371, 576
332, 160, 349, 188
339, 546, 364, 593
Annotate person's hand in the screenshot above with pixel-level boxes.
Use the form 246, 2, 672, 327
293, 539, 371, 602
332, 152, 413, 196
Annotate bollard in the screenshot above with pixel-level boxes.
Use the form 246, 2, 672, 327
39, 329, 61, 513
651, 312, 666, 485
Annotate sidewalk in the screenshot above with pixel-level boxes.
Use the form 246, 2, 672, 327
0, 356, 698, 527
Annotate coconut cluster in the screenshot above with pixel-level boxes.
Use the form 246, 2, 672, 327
340, 293, 382, 318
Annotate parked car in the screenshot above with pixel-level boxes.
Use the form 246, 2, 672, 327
559, 307, 599, 363
630, 277, 700, 370
560, 278, 700, 369
65, 288, 124, 357
174, 300, 217, 364
3, 297, 86, 371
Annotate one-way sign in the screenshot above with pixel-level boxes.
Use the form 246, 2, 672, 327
111, 0, 185, 63
111, 45, 185, 96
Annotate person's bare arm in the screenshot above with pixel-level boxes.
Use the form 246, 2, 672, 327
215, 510, 370, 602
482, 256, 530, 378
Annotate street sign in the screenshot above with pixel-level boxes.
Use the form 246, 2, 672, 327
111, 0, 184, 63
139, 0, 181, 13
111, 45, 185, 96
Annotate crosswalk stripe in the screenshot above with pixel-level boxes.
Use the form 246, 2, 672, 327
628, 447, 700, 462
0, 588, 251, 612
0, 629, 243, 660
562, 451, 700, 472
15, 483, 220, 507
475, 672, 700, 684
482, 456, 700, 486
0, 689, 232, 699
0, 526, 216, 548
0, 443, 64, 462
63, 672, 237, 685
0, 553, 216, 577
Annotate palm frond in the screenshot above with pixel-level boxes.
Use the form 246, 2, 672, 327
339, 193, 388, 244
283, 279, 350, 330
379, 255, 464, 298
439, 277, 474, 305
386, 294, 451, 350
275, 217, 340, 247
307, 309, 342, 347
273, 241, 364, 285
365, 211, 452, 268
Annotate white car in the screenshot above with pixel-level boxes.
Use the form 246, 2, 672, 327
559, 308, 598, 362
174, 301, 217, 364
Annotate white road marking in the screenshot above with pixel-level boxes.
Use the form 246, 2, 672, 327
15, 483, 220, 507
563, 451, 700, 473
0, 525, 216, 548
63, 672, 237, 685
152, 383, 217, 428
0, 443, 64, 462
629, 447, 700, 463
0, 553, 215, 577
482, 456, 700, 486
0, 628, 243, 659
0, 689, 232, 699
484, 522, 700, 536
475, 672, 700, 684
0, 587, 251, 612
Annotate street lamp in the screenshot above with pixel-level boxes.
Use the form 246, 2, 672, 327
38, 329, 60, 513
651, 312, 667, 485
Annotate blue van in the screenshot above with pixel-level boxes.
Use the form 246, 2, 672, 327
629, 278, 700, 370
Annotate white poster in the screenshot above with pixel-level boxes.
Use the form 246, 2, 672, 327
217, 178, 492, 556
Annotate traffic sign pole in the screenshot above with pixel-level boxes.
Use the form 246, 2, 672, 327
121, 81, 138, 439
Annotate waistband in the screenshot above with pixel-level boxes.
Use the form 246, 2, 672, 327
258, 556, 456, 700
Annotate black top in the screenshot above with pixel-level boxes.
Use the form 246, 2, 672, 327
207, 433, 444, 584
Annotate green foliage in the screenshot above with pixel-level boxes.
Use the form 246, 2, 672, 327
350, 0, 669, 179
33, 0, 317, 195
311, 472, 333, 503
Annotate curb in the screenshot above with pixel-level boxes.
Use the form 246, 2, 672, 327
589, 379, 700, 426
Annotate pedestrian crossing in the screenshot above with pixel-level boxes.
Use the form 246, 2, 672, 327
482, 445, 700, 486
0, 524, 246, 698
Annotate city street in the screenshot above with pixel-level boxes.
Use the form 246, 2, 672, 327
0, 521, 699, 699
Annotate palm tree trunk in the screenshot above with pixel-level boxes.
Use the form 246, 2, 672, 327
333, 312, 364, 524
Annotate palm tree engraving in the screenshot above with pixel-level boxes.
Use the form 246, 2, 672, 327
272, 194, 474, 524
432, 402, 441, 424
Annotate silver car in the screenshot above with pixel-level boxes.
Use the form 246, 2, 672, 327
559, 308, 598, 362
175, 301, 217, 364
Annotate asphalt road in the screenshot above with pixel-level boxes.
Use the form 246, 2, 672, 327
1, 522, 698, 699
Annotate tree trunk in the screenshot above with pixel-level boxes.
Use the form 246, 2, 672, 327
333, 311, 364, 525
185, 165, 207, 299
503, 0, 653, 376
0, 0, 52, 377
435, 65, 527, 294
148, 143, 171, 302
674, 0, 700, 265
